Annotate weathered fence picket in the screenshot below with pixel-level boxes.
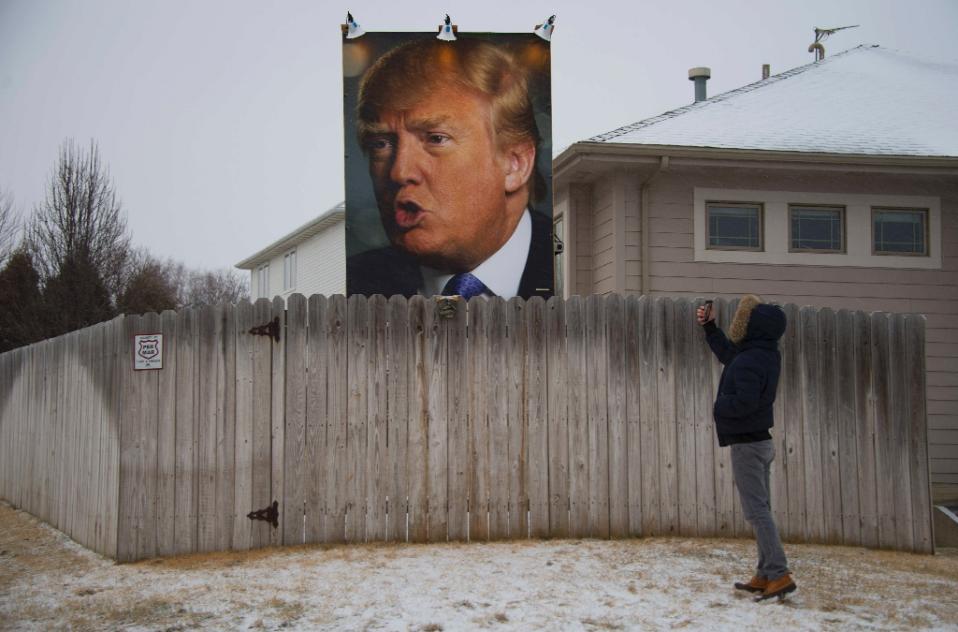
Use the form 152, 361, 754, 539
0, 295, 935, 562
284, 294, 307, 545
304, 294, 327, 544
546, 297, 570, 537
447, 297, 469, 541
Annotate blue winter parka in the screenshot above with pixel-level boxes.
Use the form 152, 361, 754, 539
703, 303, 787, 447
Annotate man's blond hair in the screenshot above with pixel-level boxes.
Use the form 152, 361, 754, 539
357, 37, 545, 202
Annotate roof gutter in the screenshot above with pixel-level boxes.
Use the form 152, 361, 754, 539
235, 204, 345, 269
555, 142, 958, 177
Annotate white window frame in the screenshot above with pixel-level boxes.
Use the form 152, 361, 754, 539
283, 249, 297, 291
694, 188, 941, 269
257, 263, 269, 299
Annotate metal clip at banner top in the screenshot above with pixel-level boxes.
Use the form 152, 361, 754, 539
437, 14, 457, 41
345, 11, 365, 39
534, 15, 556, 41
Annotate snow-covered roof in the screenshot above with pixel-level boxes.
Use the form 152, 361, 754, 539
235, 201, 344, 269
590, 46, 958, 158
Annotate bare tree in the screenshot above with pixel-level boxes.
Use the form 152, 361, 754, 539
115, 251, 251, 313
179, 267, 250, 308
0, 188, 19, 267
26, 140, 131, 335
27, 139, 131, 298
116, 248, 179, 316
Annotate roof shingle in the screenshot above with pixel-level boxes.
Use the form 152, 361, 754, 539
590, 46, 958, 158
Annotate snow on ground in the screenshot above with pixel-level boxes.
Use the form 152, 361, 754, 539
2, 502, 957, 631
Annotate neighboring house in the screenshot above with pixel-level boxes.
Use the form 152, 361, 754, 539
237, 45, 958, 498
235, 202, 345, 299
553, 45, 958, 497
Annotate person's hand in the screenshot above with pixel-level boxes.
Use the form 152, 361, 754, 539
696, 303, 714, 325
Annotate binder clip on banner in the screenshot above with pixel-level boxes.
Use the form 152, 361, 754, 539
534, 15, 556, 41
346, 11, 365, 39
437, 14, 457, 41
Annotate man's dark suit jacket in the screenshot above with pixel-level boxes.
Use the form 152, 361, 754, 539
347, 209, 554, 300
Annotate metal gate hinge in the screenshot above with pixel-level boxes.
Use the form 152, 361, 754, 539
247, 500, 279, 528
249, 316, 280, 342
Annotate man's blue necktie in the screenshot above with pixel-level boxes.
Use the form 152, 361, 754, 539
441, 273, 490, 299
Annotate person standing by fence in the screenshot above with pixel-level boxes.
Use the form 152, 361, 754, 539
696, 294, 796, 601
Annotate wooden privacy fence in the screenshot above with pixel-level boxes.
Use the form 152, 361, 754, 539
0, 295, 934, 561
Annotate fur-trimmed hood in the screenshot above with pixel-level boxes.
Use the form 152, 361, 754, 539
728, 294, 787, 345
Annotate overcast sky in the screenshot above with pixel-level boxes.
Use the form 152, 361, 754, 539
1, 0, 957, 270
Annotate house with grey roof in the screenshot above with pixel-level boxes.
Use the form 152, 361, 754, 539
553, 45, 958, 498
237, 45, 958, 500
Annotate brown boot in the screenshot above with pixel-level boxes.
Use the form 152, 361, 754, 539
756, 574, 796, 601
733, 575, 767, 593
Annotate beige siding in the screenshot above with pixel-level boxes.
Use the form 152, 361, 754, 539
623, 175, 641, 293
593, 179, 615, 294
574, 165, 958, 487
570, 183, 594, 296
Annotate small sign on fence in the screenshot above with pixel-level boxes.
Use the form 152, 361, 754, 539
133, 334, 163, 370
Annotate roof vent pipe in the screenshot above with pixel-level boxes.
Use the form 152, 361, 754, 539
762, 64, 770, 80
688, 67, 711, 102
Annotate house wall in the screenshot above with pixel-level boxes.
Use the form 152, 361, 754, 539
592, 179, 616, 294
623, 174, 642, 294
569, 183, 594, 296
248, 221, 346, 300
569, 164, 958, 488
296, 221, 346, 297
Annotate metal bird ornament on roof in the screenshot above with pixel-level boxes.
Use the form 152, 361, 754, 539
808, 24, 859, 60
437, 14, 456, 41
345, 11, 365, 39
534, 15, 556, 41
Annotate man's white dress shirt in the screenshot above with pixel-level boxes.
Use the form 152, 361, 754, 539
419, 208, 531, 297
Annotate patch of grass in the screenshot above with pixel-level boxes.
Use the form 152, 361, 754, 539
581, 617, 624, 630
266, 597, 306, 622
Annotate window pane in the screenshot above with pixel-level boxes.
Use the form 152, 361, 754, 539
791, 206, 843, 251
707, 204, 761, 249
874, 209, 927, 254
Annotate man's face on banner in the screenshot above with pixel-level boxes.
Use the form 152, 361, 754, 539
363, 81, 533, 273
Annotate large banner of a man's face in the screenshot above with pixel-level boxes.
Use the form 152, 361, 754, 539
344, 32, 553, 300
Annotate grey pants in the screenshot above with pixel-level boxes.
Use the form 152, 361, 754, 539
730, 440, 789, 580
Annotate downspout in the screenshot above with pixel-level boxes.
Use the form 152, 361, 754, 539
639, 156, 669, 296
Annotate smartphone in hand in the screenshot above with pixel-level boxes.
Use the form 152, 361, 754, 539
703, 300, 713, 321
